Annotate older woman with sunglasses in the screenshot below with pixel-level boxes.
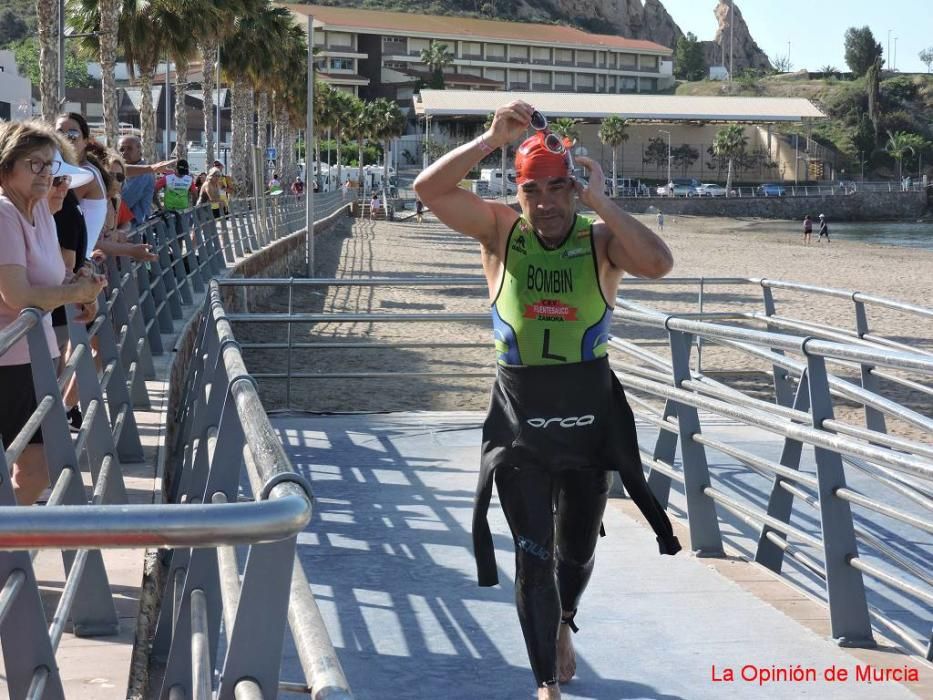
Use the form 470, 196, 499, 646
94, 150, 157, 263
0, 120, 106, 505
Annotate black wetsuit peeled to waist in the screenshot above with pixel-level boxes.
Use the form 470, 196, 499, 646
472, 214, 681, 687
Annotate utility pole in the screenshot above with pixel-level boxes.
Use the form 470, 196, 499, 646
306, 15, 315, 277
787, 40, 791, 70
887, 29, 892, 67
164, 57, 170, 158
659, 129, 671, 192
893, 37, 898, 71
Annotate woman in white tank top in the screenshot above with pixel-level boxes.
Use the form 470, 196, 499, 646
55, 113, 111, 258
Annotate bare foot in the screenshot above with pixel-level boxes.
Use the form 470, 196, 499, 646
537, 684, 561, 699
557, 620, 576, 684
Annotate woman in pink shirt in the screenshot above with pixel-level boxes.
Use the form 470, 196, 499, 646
0, 120, 106, 505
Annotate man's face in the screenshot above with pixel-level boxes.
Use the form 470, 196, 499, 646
517, 176, 576, 240
119, 137, 142, 164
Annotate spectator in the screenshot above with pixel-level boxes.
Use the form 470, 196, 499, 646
97, 152, 156, 262
268, 172, 283, 195
47, 142, 94, 432
341, 177, 351, 200
416, 198, 424, 224
312, 178, 320, 193
55, 112, 109, 258
656, 210, 664, 231
802, 214, 813, 246
198, 167, 224, 218
291, 176, 305, 197
118, 135, 155, 224
212, 160, 234, 202
0, 120, 105, 504
369, 192, 380, 220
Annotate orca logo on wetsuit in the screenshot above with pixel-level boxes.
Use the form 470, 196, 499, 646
525, 415, 596, 429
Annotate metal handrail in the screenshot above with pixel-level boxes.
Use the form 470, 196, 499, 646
0, 190, 353, 699
215, 270, 931, 663
0, 497, 310, 549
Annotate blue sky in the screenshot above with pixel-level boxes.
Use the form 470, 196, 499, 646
661, 0, 930, 73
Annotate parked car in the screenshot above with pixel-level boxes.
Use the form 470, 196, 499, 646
657, 178, 700, 197
757, 183, 786, 197
695, 183, 727, 197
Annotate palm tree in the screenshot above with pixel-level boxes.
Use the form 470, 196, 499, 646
198, 1, 263, 165
345, 96, 373, 193
712, 124, 747, 194
36, 0, 58, 121
149, 0, 208, 160
222, 5, 292, 193
271, 25, 308, 182
120, 1, 164, 161
322, 88, 356, 189
69, 0, 134, 146
419, 40, 454, 89
598, 116, 629, 198
884, 130, 925, 180
371, 97, 406, 207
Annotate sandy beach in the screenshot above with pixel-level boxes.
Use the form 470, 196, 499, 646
234, 210, 933, 445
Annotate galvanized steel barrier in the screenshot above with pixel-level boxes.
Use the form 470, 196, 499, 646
216, 274, 932, 661
0, 193, 353, 699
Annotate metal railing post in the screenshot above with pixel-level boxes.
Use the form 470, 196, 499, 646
646, 400, 679, 508
113, 256, 157, 381
216, 534, 298, 700
754, 375, 811, 572
0, 465, 65, 700
804, 351, 875, 647
853, 299, 888, 434
153, 217, 186, 319
27, 317, 121, 636
761, 283, 795, 407
668, 328, 724, 556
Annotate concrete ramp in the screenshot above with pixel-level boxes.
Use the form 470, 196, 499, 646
271, 412, 925, 699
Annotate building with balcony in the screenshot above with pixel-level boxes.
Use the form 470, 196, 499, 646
281, 4, 674, 107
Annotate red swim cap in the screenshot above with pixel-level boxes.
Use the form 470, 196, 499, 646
514, 133, 572, 184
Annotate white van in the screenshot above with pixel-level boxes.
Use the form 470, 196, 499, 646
479, 168, 517, 195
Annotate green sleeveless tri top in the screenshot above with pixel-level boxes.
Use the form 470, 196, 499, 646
491, 214, 612, 366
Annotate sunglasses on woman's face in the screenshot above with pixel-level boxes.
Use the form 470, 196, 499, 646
110, 171, 126, 183
24, 158, 62, 176
52, 175, 72, 187
56, 128, 82, 142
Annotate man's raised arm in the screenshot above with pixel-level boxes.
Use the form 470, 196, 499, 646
413, 101, 533, 245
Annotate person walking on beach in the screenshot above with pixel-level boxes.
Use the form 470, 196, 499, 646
802, 214, 813, 245
656, 210, 664, 231
414, 99, 681, 700
369, 192, 380, 220
415, 198, 424, 223
818, 213, 830, 244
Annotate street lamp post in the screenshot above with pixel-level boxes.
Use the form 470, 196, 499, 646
659, 129, 671, 195
887, 29, 892, 67
893, 37, 898, 71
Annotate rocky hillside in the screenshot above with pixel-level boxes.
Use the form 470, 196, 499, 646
307, 0, 772, 72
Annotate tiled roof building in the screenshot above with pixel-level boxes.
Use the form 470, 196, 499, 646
281, 4, 674, 104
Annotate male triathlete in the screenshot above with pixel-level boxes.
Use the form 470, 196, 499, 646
414, 100, 681, 699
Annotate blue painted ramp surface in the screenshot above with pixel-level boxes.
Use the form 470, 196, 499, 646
271, 412, 923, 699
